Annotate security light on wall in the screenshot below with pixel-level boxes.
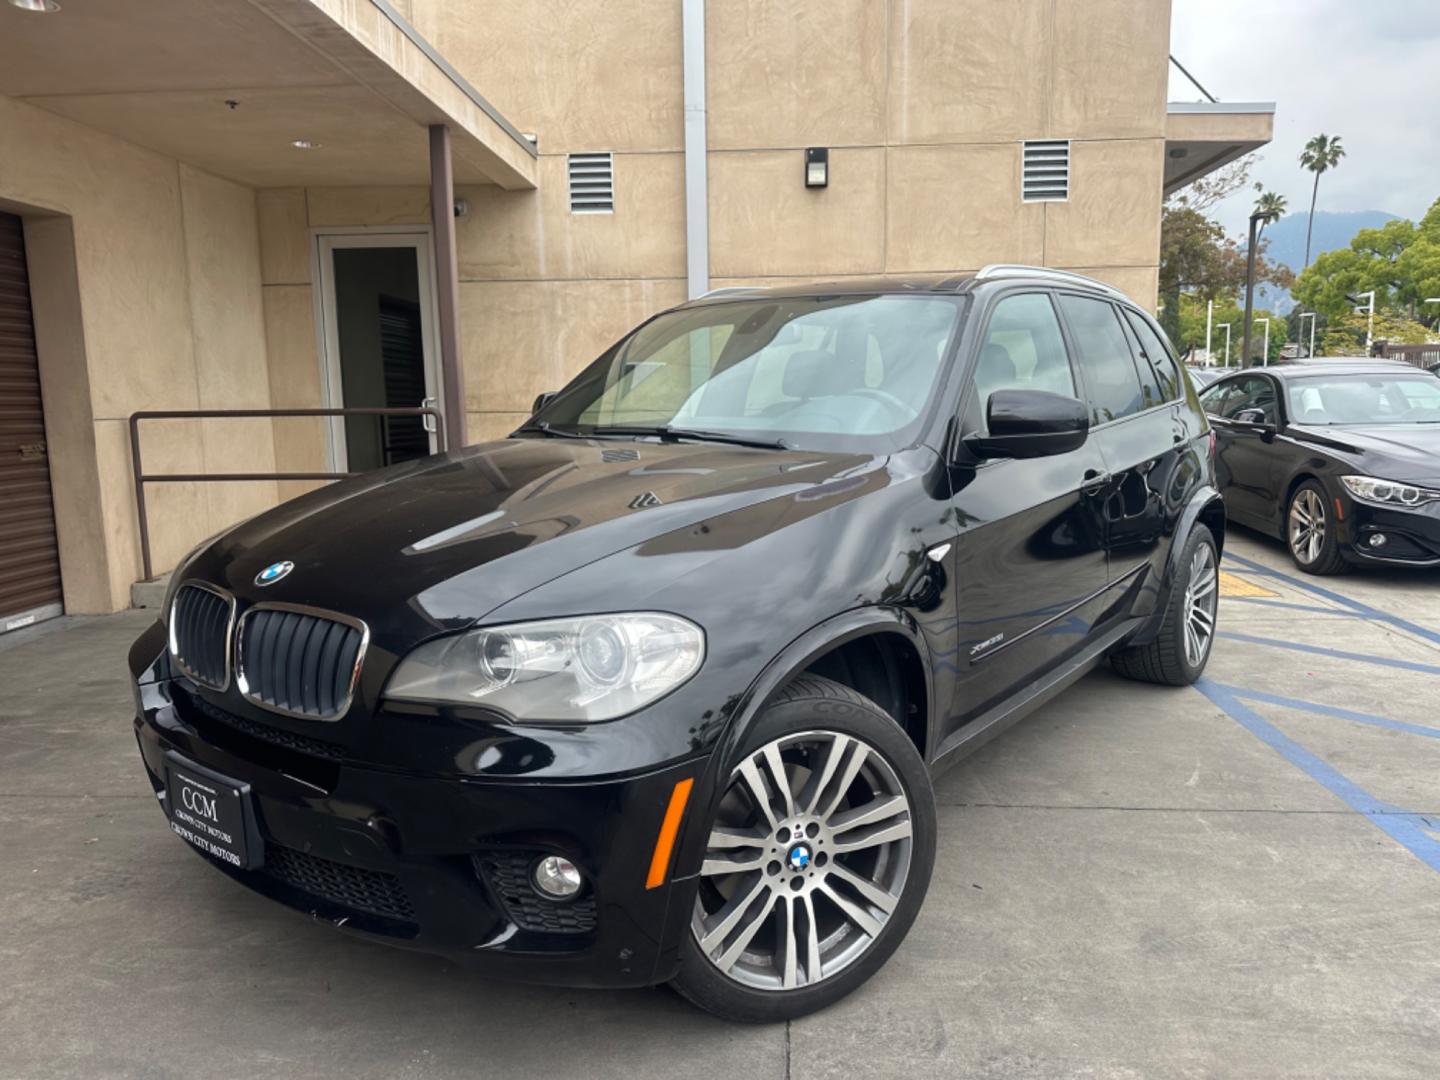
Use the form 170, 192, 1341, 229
805, 148, 829, 189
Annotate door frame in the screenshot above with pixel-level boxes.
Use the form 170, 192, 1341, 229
310, 226, 444, 471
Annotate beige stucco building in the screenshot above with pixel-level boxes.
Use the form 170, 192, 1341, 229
0, 0, 1271, 625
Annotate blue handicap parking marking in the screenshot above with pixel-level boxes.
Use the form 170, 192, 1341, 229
1195, 679, 1440, 876
1216, 631, 1440, 677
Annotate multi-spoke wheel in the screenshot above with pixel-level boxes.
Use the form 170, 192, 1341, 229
670, 676, 934, 1022
1181, 541, 1217, 668
1110, 525, 1220, 686
1286, 480, 1346, 574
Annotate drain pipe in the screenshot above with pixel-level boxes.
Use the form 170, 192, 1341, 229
682, 0, 709, 298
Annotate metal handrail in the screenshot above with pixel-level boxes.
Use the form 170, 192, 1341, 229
128, 407, 447, 582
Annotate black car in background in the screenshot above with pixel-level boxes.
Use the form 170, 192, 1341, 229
1200, 361, 1440, 572
130, 266, 1222, 1022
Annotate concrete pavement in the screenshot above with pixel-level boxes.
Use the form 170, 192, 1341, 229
2, 528, 1438, 1079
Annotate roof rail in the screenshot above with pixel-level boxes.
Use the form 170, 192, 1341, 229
699, 286, 761, 299
974, 264, 1127, 299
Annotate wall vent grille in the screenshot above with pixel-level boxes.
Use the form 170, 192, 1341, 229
1022, 140, 1070, 202
568, 152, 614, 213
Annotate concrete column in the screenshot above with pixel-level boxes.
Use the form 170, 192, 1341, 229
428, 124, 464, 449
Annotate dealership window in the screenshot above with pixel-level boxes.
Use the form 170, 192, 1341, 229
1058, 294, 1145, 425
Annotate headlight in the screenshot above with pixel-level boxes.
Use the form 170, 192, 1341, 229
384, 613, 705, 722
1340, 475, 1440, 508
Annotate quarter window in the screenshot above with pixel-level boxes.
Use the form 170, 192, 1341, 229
971, 293, 1076, 421
1123, 309, 1181, 402
1057, 294, 1144, 424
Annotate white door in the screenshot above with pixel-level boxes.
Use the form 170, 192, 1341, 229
314, 231, 444, 472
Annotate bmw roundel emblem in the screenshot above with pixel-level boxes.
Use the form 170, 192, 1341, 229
786, 844, 812, 872
255, 560, 294, 587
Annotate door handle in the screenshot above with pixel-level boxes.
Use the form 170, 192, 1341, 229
420, 396, 438, 434
1080, 469, 1112, 496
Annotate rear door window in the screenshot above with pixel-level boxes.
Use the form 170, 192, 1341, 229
1057, 294, 1145, 425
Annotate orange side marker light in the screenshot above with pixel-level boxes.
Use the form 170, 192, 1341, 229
645, 778, 694, 890
1334, 496, 1344, 521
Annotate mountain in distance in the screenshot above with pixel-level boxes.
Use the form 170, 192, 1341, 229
1254, 210, 1399, 312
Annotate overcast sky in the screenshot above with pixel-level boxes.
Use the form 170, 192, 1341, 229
1168, 0, 1440, 237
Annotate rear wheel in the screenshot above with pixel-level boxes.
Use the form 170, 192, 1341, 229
1111, 526, 1218, 686
1287, 481, 1346, 574
670, 675, 935, 1022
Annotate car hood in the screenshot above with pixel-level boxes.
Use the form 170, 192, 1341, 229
1289, 423, 1440, 484
187, 437, 877, 639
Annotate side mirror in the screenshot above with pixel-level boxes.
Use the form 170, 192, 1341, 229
1233, 408, 1278, 440
963, 389, 1090, 461
532, 391, 558, 414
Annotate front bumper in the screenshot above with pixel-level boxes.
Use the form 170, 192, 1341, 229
133, 673, 705, 988
1339, 497, 1440, 567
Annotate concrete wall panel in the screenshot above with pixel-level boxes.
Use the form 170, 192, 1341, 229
887, 0, 1050, 145
707, 0, 886, 150
886, 143, 1045, 272
709, 148, 885, 278
1049, 0, 1170, 139
1042, 139, 1164, 269
416, 0, 684, 154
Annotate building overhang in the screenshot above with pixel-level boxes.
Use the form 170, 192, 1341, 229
0, 0, 537, 190
1164, 102, 1275, 197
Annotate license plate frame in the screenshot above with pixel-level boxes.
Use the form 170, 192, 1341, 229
163, 752, 263, 870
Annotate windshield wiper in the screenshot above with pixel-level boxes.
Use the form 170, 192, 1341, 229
592, 425, 792, 450
516, 420, 589, 440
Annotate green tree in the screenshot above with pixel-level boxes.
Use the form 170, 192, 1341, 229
1158, 159, 1293, 348
1299, 134, 1345, 268
1293, 197, 1440, 330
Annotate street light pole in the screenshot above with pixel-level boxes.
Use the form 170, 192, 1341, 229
1356, 290, 1376, 351
1205, 299, 1214, 365
1257, 317, 1271, 366
1298, 312, 1317, 358
1242, 211, 1265, 367
1218, 322, 1232, 367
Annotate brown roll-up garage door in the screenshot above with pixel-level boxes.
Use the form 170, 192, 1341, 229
0, 210, 63, 630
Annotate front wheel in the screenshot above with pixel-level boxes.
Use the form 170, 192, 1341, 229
1287, 480, 1347, 574
670, 675, 935, 1023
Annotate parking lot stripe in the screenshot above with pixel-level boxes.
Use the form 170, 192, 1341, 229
1225, 598, 1370, 618
1224, 551, 1440, 648
1217, 631, 1440, 676
1196, 679, 1440, 875
1218, 684, 1440, 740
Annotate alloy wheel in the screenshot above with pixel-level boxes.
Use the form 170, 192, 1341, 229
1182, 541, 1218, 667
690, 731, 913, 991
1289, 488, 1326, 565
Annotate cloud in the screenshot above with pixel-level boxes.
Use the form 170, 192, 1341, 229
1168, 0, 1440, 239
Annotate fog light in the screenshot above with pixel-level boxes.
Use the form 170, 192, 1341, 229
1368, 533, 1388, 548
532, 855, 583, 899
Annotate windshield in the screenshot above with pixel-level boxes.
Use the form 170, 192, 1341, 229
529, 294, 965, 451
1287, 373, 1440, 425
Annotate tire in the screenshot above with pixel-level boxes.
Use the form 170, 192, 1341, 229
1111, 526, 1219, 686
1286, 480, 1347, 575
669, 675, 936, 1023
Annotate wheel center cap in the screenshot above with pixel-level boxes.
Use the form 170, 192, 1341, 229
786, 843, 812, 871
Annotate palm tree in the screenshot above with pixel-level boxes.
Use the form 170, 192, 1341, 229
1299, 134, 1345, 268
1254, 190, 1287, 237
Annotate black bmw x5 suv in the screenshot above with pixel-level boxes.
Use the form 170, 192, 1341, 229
131, 266, 1223, 1021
